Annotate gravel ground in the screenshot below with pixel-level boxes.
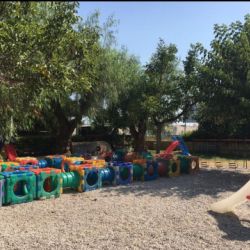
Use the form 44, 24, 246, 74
0, 167, 249, 250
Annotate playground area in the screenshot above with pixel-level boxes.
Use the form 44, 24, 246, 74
1, 2, 250, 249
0, 166, 249, 250
0, 136, 249, 249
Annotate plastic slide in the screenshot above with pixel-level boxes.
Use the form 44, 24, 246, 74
210, 180, 250, 213
155, 141, 180, 159
172, 135, 190, 156
4, 144, 18, 161
165, 140, 180, 155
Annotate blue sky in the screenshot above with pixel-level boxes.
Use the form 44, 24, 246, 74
78, 2, 250, 65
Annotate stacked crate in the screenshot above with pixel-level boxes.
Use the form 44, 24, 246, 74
0, 171, 36, 205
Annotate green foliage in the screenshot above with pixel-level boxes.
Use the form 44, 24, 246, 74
0, 2, 114, 150
93, 48, 144, 128
2, 2, 249, 150
92, 48, 148, 151
143, 39, 196, 152
145, 39, 195, 125
186, 14, 250, 139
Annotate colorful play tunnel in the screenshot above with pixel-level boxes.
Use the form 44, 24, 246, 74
157, 159, 170, 177
15, 157, 38, 165
176, 155, 200, 174
30, 168, 62, 199
110, 162, 133, 185
100, 167, 115, 185
45, 155, 66, 170
83, 168, 102, 191
133, 163, 144, 181
132, 160, 158, 181
61, 171, 80, 193
0, 137, 199, 207
0, 171, 36, 205
0, 175, 4, 207
0, 162, 19, 172
169, 159, 180, 177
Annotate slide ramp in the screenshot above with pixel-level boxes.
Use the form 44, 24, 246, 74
165, 141, 180, 155
210, 180, 250, 213
172, 135, 190, 156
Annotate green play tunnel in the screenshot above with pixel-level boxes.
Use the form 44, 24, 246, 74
133, 163, 144, 180
62, 172, 80, 189
176, 155, 192, 174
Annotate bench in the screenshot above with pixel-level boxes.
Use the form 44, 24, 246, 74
215, 161, 223, 168
228, 161, 238, 169
200, 161, 209, 168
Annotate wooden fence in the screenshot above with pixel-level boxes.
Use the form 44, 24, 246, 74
146, 139, 250, 157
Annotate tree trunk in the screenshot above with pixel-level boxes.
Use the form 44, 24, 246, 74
133, 130, 146, 152
156, 123, 163, 154
55, 122, 76, 154
52, 101, 79, 154
129, 119, 147, 153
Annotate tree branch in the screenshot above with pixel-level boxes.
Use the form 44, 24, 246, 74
153, 101, 197, 125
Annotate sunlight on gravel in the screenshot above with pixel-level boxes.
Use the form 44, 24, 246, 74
0, 168, 249, 250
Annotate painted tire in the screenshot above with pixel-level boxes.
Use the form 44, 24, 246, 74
168, 159, 180, 177
157, 159, 169, 177
189, 156, 199, 174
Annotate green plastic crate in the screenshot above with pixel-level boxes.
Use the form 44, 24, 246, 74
33, 170, 62, 199
0, 171, 36, 205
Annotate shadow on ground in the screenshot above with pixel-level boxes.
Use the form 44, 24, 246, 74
208, 211, 250, 241
99, 168, 250, 200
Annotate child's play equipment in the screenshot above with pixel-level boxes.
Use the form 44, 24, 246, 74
132, 159, 158, 181
133, 163, 144, 181
144, 160, 158, 181
11, 165, 39, 171
68, 164, 102, 192
0, 135, 199, 207
168, 158, 181, 177
110, 162, 133, 185
63, 157, 85, 172
172, 135, 190, 156
61, 171, 80, 192
84, 159, 106, 168
99, 167, 116, 186
0, 161, 19, 171
30, 168, 62, 199
0, 175, 4, 207
0, 171, 36, 205
82, 167, 102, 192
45, 155, 66, 170
177, 155, 199, 174
210, 180, 250, 213
155, 135, 199, 177
157, 159, 170, 177
38, 159, 48, 168
4, 144, 38, 165
165, 141, 180, 155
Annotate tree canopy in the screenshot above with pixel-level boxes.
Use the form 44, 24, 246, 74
0, 2, 112, 151
186, 14, 250, 139
145, 39, 196, 152
1, 2, 249, 154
